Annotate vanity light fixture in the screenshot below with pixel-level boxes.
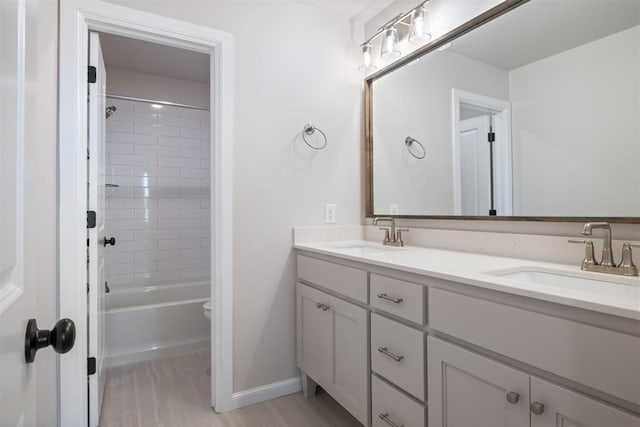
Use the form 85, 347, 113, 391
409, 4, 431, 44
359, 1, 430, 73
358, 43, 377, 73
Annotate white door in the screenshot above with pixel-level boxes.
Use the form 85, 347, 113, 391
428, 337, 530, 427
1, 0, 60, 425
459, 115, 492, 215
530, 377, 640, 427
88, 31, 107, 427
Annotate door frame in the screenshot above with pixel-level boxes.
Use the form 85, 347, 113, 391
58, 1, 235, 424
451, 89, 513, 215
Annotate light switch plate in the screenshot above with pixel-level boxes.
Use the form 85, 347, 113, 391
325, 204, 336, 224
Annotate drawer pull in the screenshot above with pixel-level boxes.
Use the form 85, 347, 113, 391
378, 346, 404, 362
378, 413, 404, 427
316, 303, 330, 311
377, 293, 403, 304
506, 391, 520, 404
530, 401, 545, 415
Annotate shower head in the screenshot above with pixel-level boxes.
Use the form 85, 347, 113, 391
106, 105, 117, 119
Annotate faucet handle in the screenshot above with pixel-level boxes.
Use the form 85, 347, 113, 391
379, 227, 391, 243
619, 243, 639, 276
568, 239, 597, 268
396, 228, 409, 247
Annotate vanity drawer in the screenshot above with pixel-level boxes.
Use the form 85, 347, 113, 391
297, 255, 367, 303
429, 288, 640, 405
371, 313, 425, 401
372, 375, 426, 427
370, 274, 425, 324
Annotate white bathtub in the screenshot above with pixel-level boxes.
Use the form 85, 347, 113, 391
105, 281, 210, 367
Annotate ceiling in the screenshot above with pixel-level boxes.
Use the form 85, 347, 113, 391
294, 0, 380, 17
100, 33, 210, 83
448, 0, 640, 71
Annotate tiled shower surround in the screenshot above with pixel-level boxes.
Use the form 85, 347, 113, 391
105, 96, 210, 290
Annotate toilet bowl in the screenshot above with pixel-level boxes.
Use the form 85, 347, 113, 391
203, 300, 212, 320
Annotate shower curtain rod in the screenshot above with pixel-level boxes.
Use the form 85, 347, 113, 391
106, 94, 210, 111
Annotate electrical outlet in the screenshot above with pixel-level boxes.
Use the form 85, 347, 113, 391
390, 204, 399, 214
325, 204, 336, 224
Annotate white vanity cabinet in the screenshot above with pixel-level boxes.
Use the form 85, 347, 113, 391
295, 251, 640, 427
296, 282, 368, 425
428, 337, 640, 427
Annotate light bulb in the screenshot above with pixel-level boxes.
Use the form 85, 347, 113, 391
409, 5, 431, 44
380, 27, 401, 60
358, 43, 377, 73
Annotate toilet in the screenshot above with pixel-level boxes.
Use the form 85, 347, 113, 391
203, 300, 212, 320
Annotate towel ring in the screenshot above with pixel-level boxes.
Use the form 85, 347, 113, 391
302, 124, 327, 150
405, 136, 425, 159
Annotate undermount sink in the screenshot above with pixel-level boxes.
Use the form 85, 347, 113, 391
328, 242, 405, 255
487, 267, 640, 300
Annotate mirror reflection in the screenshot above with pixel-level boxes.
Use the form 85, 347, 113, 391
370, 0, 640, 218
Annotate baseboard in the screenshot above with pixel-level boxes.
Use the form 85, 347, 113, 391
230, 376, 302, 410
104, 338, 210, 368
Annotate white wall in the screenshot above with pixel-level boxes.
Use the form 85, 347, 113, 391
373, 50, 508, 215
102, 0, 362, 393
106, 67, 209, 108
509, 26, 640, 217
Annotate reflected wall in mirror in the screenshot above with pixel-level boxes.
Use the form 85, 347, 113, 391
367, 0, 640, 220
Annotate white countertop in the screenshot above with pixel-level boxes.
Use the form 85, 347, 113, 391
294, 240, 640, 321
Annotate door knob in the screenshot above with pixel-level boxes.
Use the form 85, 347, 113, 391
103, 237, 116, 247
25, 318, 76, 363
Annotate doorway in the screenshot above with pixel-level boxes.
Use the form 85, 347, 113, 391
452, 89, 513, 216
58, 2, 234, 425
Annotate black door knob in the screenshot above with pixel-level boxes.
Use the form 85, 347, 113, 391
25, 318, 76, 363
103, 236, 116, 247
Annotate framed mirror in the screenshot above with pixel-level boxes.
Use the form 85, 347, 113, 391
365, 0, 640, 222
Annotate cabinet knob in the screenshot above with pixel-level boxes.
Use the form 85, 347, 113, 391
506, 391, 520, 404
530, 401, 545, 415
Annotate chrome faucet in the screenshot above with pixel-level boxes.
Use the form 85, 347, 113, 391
581, 222, 614, 266
373, 217, 408, 247
568, 222, 638, 276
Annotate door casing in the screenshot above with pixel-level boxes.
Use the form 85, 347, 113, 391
58, 1, 235, 424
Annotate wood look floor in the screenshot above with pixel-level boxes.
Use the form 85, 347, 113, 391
100, 351, 362, 427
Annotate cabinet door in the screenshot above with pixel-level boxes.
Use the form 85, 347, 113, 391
531, 377, 640, 427
296, 283, 332, 386
428, 337, 530, 427
325, 291, 369, 426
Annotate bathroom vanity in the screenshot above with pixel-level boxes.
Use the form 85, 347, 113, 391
294, 241, 640, 427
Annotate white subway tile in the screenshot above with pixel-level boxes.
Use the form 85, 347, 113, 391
157, 176, 201, 188
106, 143, 134, 155
134, 144, 180, 157
200, 118, 210, 130
109, 240, 157, 253
134, 123, 179, 136
158, 238, 201, 250
106, 120, 134, 133
133, 208, 181, 219
108, 230, 135, 242
108, 154, 157, 166
108, 132, 155, 145
157, 198, 201, 209
134, 228, 180, 241
201, 158, 210, 168
158, 258, 200, 272
179, 108, 209, 120
107, 197, 156, 209
105, 208, 134, 219
107, 252, 134, 264
178, 127, 202, 139
114, 111, 158, 124
110, 175, 157, 188
180, 268, 209, 280
180, 248, 206, 259
179, 168, 209, 179
180, 208, 208, 218
158, 135, 202, 148
157, 157, 201, 169
158, 115, 200, 129
179, 147, 207, 158
107, 165, 133, 177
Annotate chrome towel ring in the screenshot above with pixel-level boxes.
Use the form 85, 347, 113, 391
302, 124, 327, 150
405, 136, 425, 159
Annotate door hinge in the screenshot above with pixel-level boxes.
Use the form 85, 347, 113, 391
88, 357, 96, 375
88, 66, 97, 83
87, 210, 96, 229
488, 132, 495, 143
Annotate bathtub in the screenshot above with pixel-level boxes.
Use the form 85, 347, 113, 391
105, 281, 210, 367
